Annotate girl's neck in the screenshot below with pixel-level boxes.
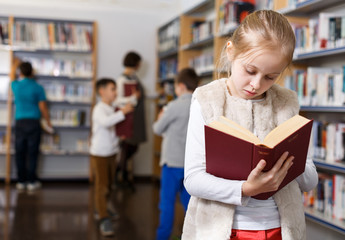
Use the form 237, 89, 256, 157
123, 67, 136, 76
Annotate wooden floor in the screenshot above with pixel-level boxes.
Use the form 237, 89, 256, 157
0, 181, 185, 240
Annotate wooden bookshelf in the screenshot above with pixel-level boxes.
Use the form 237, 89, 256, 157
0, 16, 97, 183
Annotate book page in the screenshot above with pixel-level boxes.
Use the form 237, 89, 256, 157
208, 116, 261, 145
263, 115, 311, 148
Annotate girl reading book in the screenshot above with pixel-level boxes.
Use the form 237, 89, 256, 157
182, 10, 318, 240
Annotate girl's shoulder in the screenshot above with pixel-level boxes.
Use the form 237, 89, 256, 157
269, 84, 299, 113
194, 78, 227, 100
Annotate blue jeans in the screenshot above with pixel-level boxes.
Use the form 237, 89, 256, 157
15, 119, 41, 183
156, 165, 190, 240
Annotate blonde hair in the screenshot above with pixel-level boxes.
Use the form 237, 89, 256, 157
217, 10, 295, 78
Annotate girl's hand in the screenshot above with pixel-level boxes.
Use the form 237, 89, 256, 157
242, 151, 294, 197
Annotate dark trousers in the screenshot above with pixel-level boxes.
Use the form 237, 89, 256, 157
15, 119, 41, 183
116, 141, 138, 183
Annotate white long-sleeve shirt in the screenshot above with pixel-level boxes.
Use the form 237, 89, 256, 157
90, 101, 125, 157
184, 98, 319, 230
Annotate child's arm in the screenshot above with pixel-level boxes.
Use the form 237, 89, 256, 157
153, 103, 175, 136
184, 98, 250, 206
94, 103, 133, 128
295, 157, 318, 192
39, 101, 52, 127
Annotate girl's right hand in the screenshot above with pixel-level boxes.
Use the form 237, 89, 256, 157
242, 151, 294, 197
121, 103, 134, 115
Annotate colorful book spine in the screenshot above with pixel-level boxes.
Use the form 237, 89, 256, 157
12, 20, 93, 51
50, 109, 87, 127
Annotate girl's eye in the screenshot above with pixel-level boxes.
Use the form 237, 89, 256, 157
265, 76, 275, 80
246, 70, 255, 75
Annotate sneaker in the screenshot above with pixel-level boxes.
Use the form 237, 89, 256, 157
16, 182, 26, 190
99, 218, 114, 237
27, 181, 42, 191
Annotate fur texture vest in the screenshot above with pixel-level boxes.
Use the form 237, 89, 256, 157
182, 78, 306, 240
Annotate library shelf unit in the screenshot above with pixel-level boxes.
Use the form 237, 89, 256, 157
154, 0, 256, 177
0, 16, 97, 183
275, 0, 345, 237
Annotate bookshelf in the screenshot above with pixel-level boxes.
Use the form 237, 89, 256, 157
274, 0, 345, 237
0, 16, 97, 183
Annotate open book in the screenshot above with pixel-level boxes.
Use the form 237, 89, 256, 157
205, 115, 313, 200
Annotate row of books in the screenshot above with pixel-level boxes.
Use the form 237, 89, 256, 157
0, 76, 9, 100
12, 21, 93, 51
284, 66, 345, 107
41, 82, 92, 103
218, 0, 255, 35
21, 57, 93, 78
191, 20, 214, 43
290, 13, 345, 55
159, 58, 177, 80
41, 134, 60, 153
303, 173, 345, 221
0, 19, 9, 45
309, 121, 345, 163
189, 52, 214, 75
0, 108, 8, 125
50, 109, 87, 127
158, 19, 180, 53
0, 131, 6, 153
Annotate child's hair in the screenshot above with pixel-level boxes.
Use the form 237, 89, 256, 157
217, 10, 295, 78
175, 68, 200, 92
96, 78, 116, 94
123, 51, 142, 67
19, 61, 33, 77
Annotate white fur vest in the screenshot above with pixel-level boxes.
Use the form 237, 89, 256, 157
182, 79, 306, 240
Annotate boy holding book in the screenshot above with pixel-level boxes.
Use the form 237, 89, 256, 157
12, 61, 51, 192
153, 68, 199, 240
90, 78, 133, 237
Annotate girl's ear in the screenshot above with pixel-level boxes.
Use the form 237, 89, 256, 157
226, 41, 234, 62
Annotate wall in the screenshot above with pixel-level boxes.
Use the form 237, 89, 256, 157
0, 0, 180, 176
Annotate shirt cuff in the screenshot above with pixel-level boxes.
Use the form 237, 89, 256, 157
240, 181, 251, 206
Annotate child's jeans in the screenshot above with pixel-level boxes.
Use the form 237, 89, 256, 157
90, 154, 117, 220
15, 119, 41, 183
156, 165, 190, 240
230, 227, 282, 240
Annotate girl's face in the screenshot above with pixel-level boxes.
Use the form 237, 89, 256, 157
227, 46, 288, 100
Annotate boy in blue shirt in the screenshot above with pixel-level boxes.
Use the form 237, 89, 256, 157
153, 68, 200, 240
11, 61, 51, 191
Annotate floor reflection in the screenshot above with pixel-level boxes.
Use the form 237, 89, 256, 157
0, 181, 184, 240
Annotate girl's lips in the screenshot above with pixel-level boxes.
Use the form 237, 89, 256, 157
244, 90, 256, 96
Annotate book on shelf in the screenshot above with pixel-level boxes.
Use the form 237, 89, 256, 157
303, 172, 345, 221
284, 66, 345, 107
189, 51, 214, 75
21, 56, 93, 78
288, 13, 345, 55
218, 0, 255, 35
0, 76, 9, 100
191, 20, 214, 43
205, 114, 313, 200
158, 19, 180, 53
159, 58, 177, 80
308, 121, 345, 164
0, 19, 9, 45
115, 83, 138, 139
50, 109, 86, 127
41, 81, 92, 103
12, 20, 93, 51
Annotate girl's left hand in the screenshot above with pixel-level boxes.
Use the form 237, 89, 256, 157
242, 151, 294, 197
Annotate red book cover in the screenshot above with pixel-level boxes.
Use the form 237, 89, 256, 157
123, 82, 138, 97
115, 110, 134, 139
205, 117, 313, 200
